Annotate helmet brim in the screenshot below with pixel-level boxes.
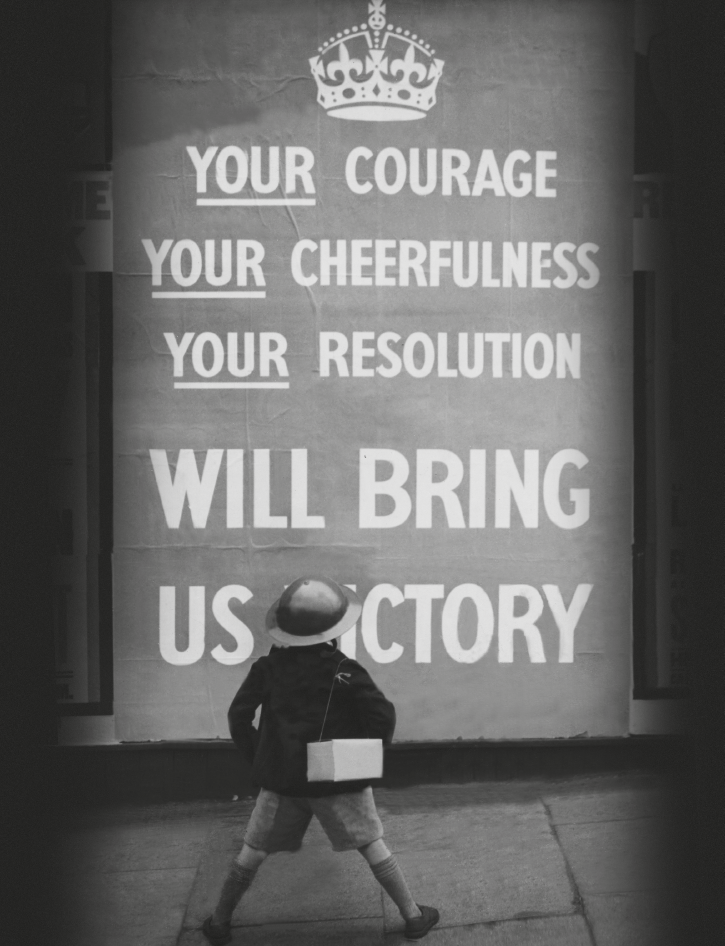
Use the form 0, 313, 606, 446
266, 586, 363, 646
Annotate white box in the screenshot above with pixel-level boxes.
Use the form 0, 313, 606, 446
307, 739, 384, 782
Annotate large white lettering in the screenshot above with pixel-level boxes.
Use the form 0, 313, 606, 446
293, 241, 598, 289
150, 449, 224, 528
361, 584, 405, 663
343, 148, 557, 198
186, 145, 315, 195
142, 238, 266, 288
157, 582, 593, 666
159, 585, 254, 666
150, 449, 325, 530
359, 449, 590, 530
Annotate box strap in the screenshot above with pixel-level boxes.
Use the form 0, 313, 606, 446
317, 656, 349, 741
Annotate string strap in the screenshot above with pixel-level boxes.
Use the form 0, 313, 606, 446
318, 657, 349, 742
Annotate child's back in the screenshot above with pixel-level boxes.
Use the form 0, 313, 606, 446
202, 577, 439, 944
228, 641, 396, 797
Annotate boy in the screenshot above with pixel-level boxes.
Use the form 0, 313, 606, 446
202, 576, 440, 943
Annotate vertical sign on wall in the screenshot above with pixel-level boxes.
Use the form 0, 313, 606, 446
55, 172, 113, 705
113, 0, 633, 741
633, 1, 683, 693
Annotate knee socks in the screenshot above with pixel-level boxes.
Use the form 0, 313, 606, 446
211, 860, 258, 927
370, 854, 422, 921
212, 852, 419, 927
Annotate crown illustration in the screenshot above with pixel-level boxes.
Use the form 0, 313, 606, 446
309, 1, 444, 121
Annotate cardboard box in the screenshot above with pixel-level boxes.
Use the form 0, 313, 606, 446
307, 739, 384, 782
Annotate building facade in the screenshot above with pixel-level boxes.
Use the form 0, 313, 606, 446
59, 0, 685, 755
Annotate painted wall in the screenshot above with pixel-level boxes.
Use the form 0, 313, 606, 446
113, 0, 633, 742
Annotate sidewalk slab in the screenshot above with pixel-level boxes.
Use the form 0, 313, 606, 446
59, 775, 679, 946
185, 819, 383, 928
378, 800, 554, 852
380, 803, 576, 931
543, 787, 675, 825
555, 818, 674, 895
60, 867, 197, 946
585, 892, 680, 946
179, 918, 385, 945
62, 819, 213, 873
412, 915, 592, 945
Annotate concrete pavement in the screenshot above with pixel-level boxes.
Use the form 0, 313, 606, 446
58, 772, 685, 946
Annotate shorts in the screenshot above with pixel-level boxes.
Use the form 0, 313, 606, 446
244, 786, 384, 853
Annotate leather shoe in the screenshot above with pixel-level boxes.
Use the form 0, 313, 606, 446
404, 904, 440, 939
202, 916, 232, 945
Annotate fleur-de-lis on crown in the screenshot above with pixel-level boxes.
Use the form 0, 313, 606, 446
391, 42, 428, 85
328, 41, 365, 84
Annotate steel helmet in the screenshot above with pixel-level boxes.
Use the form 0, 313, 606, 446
266, 576, 362, 646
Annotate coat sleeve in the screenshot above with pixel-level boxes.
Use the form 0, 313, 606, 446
347, 661, 397, 745
227, 658, 268, 764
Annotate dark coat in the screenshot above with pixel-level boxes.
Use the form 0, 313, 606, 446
227, 642, 396, 797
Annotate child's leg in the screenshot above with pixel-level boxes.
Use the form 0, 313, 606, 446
210, 843, 268, 926
358, 839, 423, 920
